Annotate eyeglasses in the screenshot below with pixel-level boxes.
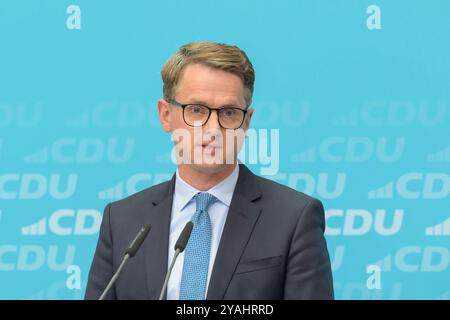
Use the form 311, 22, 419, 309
166, 98, 248, 129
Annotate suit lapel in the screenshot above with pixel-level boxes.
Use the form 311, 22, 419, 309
206, 164, 262, 300
144, 175, 175, 299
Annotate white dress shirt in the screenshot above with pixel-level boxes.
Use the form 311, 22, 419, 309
166, 164, 240, 300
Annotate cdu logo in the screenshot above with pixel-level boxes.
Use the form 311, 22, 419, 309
333, 100, 447, 126
21, 209, 102, 236
267, 173, 347, 199
23, 138, 135, 164
368, 173, 450, 199
371, 246, 450, 273
325, 209, 404, 236
65, 101, 158, 128
292, 137, 405, 163
0, 245, 76, 271
0, 174, 78, 200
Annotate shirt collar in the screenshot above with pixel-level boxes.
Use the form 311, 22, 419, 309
174, 164, 240, 213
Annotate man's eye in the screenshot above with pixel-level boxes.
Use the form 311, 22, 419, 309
192, 106, 208, 114
223, 109, 236, 117
190, 106, 204, 113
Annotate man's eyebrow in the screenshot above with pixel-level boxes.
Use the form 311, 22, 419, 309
187, 99, 243, 108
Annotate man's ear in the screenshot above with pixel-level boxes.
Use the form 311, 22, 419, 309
157, 98, 172, 132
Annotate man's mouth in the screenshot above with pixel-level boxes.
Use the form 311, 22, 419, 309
199, 143, 222, 156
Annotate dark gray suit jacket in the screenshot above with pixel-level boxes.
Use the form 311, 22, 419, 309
85, 164, 334, 300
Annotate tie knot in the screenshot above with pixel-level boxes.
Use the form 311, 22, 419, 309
194, 192, 217, 212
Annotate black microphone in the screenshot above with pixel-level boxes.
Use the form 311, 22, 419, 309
99, 224, 151, 300
125, 224, 152, 257
158, 221, 193, 300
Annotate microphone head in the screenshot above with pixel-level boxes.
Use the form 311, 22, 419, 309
125, 224, 151, 257
175, 221, 193, 253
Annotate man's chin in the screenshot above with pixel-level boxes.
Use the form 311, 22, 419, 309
189, 162, 236, 175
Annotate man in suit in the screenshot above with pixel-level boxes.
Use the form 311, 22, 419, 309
85, 42, 334, 300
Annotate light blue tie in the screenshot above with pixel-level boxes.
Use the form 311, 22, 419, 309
179, 192, 217, 300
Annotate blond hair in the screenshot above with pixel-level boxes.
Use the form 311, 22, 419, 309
161, 42, 255, 107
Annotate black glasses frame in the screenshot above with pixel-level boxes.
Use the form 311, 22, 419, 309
166, 98, 248, 129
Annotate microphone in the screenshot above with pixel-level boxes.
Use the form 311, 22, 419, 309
99, 224, 151, 300
158, 221, 193, 300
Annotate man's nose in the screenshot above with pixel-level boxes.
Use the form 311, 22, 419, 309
204, 109, 221, 130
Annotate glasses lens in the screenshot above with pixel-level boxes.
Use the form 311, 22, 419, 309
218, 108, 245, 129
184, 105, 210, 126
